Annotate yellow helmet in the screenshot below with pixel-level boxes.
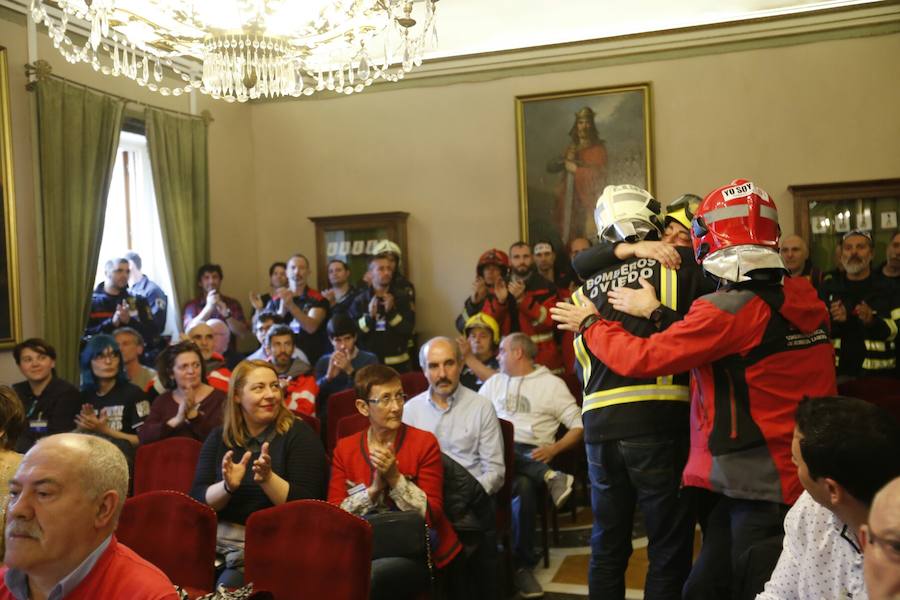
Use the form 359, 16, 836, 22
464, 312, 500, 345
665, 194, 701, 231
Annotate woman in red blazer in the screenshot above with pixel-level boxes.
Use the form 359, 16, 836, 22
328, 365, 461, 599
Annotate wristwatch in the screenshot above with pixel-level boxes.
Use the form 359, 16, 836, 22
649, 306, 665, 327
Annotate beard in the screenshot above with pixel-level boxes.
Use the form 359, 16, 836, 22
841, 255, 869, 276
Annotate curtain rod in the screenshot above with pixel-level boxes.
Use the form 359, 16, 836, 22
24, 60, 213, 124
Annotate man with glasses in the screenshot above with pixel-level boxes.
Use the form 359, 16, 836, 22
862, 476, 900, 600
757, 396, 900, 599
819, 230, 900, 381
403, 336, 504, 600
478, 332, 583, 598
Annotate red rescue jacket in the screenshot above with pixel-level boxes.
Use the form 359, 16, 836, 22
582, 277, 836, 504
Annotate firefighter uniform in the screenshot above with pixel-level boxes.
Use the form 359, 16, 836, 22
819, 270, 899, 378
572, 245, 710, 598
349, 283, 416, 372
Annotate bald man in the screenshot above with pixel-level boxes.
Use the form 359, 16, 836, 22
862, 477, 900, 600
780, 234, 824, 288
0, 434, 177, 599
187, 322, 231, 392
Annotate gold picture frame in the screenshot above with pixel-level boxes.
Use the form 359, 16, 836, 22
515, 83, 653, 246
0, 47, 21, 348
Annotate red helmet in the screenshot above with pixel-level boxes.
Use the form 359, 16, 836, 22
691, 179, 785, 282
477, 249, 509, 277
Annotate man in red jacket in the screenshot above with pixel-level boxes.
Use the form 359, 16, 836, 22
1, 433, 177, 599
553, 179, 837, 599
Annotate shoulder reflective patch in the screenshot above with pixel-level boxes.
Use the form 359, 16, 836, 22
702, 289, 756, 315
136, 400, 151, 418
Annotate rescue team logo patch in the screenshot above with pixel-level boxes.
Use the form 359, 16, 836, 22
721, 181, 768, 202
583, 258, 657, 299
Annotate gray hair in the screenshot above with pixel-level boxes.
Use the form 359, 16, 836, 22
33, 433, 129, 519
504, 332, 537, 360
418, 336, 462, 370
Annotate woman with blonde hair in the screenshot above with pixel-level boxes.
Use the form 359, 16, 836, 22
190, 360, 327, 587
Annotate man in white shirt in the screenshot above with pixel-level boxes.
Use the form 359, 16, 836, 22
403, 336, 504, 600
479, 332, 583, 598
757, 396, 900, 600
861, 477, 900, 600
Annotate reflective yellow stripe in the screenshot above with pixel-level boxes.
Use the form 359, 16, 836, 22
655, 267, 677, 387
531, 306, 548, 327
884, 317, 898, 342
864, 339, 887, 353
572, 286, 588, 307
832, 338, 841, 349
862, 358, 896, 371
531, 332, 554, 344
389, 313, 403, 327
582, 384, 689, 413
358, 316, 370, 333
384, 353, 410, 366
574, 335, 592, 384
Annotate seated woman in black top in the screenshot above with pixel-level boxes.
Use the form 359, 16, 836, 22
11, 338, 80, 452
191, 359, 328, 587
75, 335, 150, 457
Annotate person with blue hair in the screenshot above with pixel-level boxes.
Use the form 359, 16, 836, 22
76, 335, 150, 451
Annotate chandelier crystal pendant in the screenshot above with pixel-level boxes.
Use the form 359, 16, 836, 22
29, 0, 439, 102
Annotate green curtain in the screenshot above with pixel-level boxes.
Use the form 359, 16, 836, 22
145, 108, 209, 318
35, 78, 124, 383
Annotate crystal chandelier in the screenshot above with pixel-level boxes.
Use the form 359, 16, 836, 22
29, 0, 439, 102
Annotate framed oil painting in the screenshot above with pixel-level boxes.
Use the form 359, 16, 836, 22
515, 83, 653, 248
0, 47, 21, 349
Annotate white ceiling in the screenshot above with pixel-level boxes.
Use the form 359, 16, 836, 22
423, 0, 882, 60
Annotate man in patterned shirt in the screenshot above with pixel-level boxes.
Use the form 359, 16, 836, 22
757, 396, 900, 599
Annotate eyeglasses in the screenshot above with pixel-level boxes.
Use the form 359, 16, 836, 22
842, 229, 873, 242
91, 350, 119, 362
866, 525, 900, 563
366, 392, 408, 407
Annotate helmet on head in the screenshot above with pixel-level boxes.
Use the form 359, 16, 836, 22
691, 179, 785, 283
476, 249, 510, 278
594, 184, 663, 244
464, 312, 500, 345
665, 194, 702, 231
372, 240, 401, 259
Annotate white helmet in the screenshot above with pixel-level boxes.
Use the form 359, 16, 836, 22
594, 184, 663, 243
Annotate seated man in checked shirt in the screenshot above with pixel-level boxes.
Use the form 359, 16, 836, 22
756, 396, 900, 600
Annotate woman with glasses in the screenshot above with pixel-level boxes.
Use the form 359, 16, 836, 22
76, 334, 150, 451
328, 364, 460, 600
138, 341, 225, 444
191, 359, 327, 587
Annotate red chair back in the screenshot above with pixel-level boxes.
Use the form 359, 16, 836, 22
133, 437, 202, 495
245, 500, 372, 600
336, 413, 369, 441
297, 412, 321, 435
400, 370, 429, 397
327, 389, 359, 454
117, 491, 216, 594
496, 419, 515, 533
838, 376, 898, 403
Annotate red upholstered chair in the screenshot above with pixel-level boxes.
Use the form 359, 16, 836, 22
337, 413, 369, 441
244, 500, 373, 600
496, 419, 515, 594
133, 437, 202, 495
326, 388, 359, 454
838, 376, 899, 402
117, 491, 216, 597
400, 370, 429, 397
297, 412, 321, 435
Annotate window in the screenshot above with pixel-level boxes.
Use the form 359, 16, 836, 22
94, 131, 179, 337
